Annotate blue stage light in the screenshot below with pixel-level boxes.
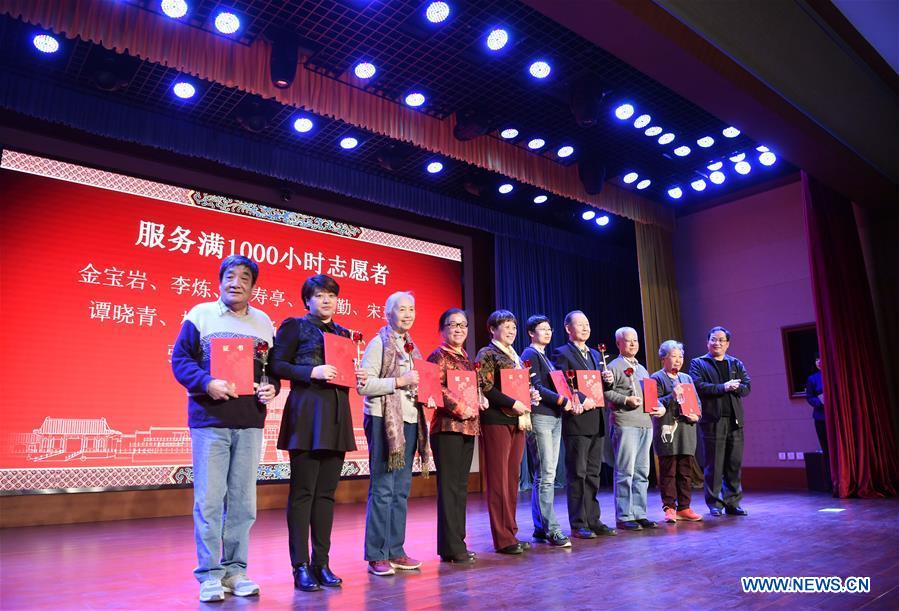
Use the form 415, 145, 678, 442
729, 152, 746, 162
404, 92, 426, 107
557, 145, 574, 158
340, 136, 359, 150
674, 146, 691, 157
161, 0, 188, 19
32, 34, 59, 54
690, 179, 707, 192
500, 128, 519, 139
486, 28, 509, 51
425, 2, 451, 24
633, 114, 651, 128
759, 151, 777, 166
636, 179, 651, 190
644, 126, 662, 137
533, 194, 548, 204
498, 183, 514, 194
622, 172, 638, 184
709, 171, 725, 184
596, 215, 610, 227
529, 61, 551, 79
614, 104, 634, 120
354, 62, 376, 79
527, 138, 545, 150
172, 81, 196, 99
581, 210, 596, 221
697, 136, 714, 148
658, 133, 675, 145
214, 11, 240, 34
722, 126, 740, 138
667, 186, 683, 199
734, 160, 751, 174
707, 161, 723, 171
293, 117, 314, 133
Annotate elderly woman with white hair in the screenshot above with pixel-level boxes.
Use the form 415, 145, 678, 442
357, 291, 430, 577
650, 340, 703, 524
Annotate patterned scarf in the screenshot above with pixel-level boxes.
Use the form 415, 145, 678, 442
377, 325, 431, 477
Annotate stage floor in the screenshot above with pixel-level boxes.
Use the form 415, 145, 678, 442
1, 489, 897, 609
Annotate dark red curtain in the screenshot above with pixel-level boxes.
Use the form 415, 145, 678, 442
801, 172, 898, 498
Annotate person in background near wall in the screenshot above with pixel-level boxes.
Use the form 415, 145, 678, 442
171, 255, 278, 602
427, 308, 486, 564
650, 340, 703, 524
358, 291, 430, 577
689, 326, 752, 517
805, 352, 828, 462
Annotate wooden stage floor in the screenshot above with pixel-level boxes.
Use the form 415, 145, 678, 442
1, 489, 897, 609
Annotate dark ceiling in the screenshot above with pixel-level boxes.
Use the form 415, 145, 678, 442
0, 0, 794, 231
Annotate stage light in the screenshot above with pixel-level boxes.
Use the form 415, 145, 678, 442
722, 126, 740, 138
268, 30, 299, 89
667, 186, 683, 199
376, 143, 416, 171
697, 136, 714, 148
529, 60, 551, 79
644, 126, 662, 137
759, 151, 777, 166
527, 138, 545, 150
353, 61, 376, 79
674, 146, 691, 157
707, 161, 723, 171
486, 28, 509, 51
690, 179, 707, 192
452, 107, 495, 141
729, 152, 746, 162
498, 183, 514, 194
582, 210, 596, 221
578, 155, 606, 195
500, 128, 519, 139
161, 0, 188, 19
425, 1, 450, 23
557, 145, 574, 158
404, 92, 426, 107
172, 81, 196, 99
633, 114, 651, 128
214, 11, 240, 34
614, 103, 634, 120
233, 97, 278, 133
636, 179, 651, 190
709, 171, 725, 184
658, 133, 675, 145
292, 116, 314, 133
569, 77, 608, 127
32, 34, 59, 54
339, 136, 359, 150
426, 161, 444, 174
596, 215, 610, 227
533, 194, 548, 204
622, 172, 638, 184
734, 160, 751, 174
756, 145, 769, 152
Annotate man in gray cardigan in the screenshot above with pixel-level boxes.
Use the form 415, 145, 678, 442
604, 327, 665, 531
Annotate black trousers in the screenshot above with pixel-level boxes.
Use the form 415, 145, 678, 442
814, 419, 828, 458
431, 432, 475, 557
700, 418, 744, 510
658, 454, 695, 510
563, 433, 604, 530
287, 449, 345, 567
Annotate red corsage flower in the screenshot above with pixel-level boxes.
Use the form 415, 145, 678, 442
352, 330, 364, 343
624, 367, 635, 377
403, 339, 415, 354
598, 343, 607, 353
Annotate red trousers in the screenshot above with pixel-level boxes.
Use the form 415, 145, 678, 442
480, 423, 525, 549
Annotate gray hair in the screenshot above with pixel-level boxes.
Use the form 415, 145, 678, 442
658, 340, 684, 359
615, 326, 638, 342
384, 291, 415, 319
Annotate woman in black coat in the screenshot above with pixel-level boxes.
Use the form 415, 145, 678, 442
271, 274, 366, 592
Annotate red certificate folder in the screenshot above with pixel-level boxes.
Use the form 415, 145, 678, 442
676, 382, 701, 418
577, 370, 605, 407
209, 337, 255, 395
640, 377, 659, 413
447, 370, 478, 413
322, 332, 356, 388
549, 370, 574, 402
500, 367, 531, 406
413, 358, 444, 407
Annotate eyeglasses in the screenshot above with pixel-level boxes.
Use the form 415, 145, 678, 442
534, 326, 553, 332
444, 322, 468, 330
709, 338, 729, 344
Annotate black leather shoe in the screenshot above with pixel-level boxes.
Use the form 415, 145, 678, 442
440, 552, 476, 564
532, 528, 547, 542
517, 540, 532, 551
636, 518, 659, 529
571, 527, 597, 539
591, 523, 618, 537
312, 564, 342, 587
496, 543, 523, 555
465, 550, 477, 560
709, 507, 725, 517
725, 506, 748, 516
293, 563, 321, 592
616, 520, 643, 531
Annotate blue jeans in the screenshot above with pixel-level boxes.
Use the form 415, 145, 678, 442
611, 426, 652, 522
364, 415, 417, 561
190, 426, 263, 583
527, 413, 562, 535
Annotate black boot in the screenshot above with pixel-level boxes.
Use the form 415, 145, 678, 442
312, 564, 343, 587
293, 563, 321, 592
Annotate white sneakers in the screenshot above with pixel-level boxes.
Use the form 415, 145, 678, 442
199, 579, 225, 602
199, 574, 260, 601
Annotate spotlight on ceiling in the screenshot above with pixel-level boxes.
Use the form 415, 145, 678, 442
667, 186, 683, 199
375, 143, 416, 171
265, 28, 300, 89
759, 151, 777, 166
485, 28, 509, 51
527, 138, 546, 150
214, 11, 240, 34
636, 179, 651, 190
582, 210, 597, 221
160, 0, 188, 19
622, 172, 638, 184
697, 136, 715, 148
528, 60, 551, 79
339, 136, 360, 150
633, 114, 651, 129
172, 80, 196, 99
614, 103, 634, 120
674, 146, 691, 157
292, 116, 314, 133
533, 194, 548, 204
453, 107, 495, 141
426, 160, 444, 174
722, 126, 740, 138
32, 33, 60, 54
498, 183, 514, 194
353, 61, 377, 79
425, 1, 451, 24
404, 91, 426, 107
729, 152, 746, 162
707, 161, 723, 171
690, 179, 707, 192
233, 98, 279, 133
595, 215, 610, 227
88, 51, 140, 92
577, 154, 606, 195
734, 160, 751, 174
658, 133, 675, 145
557, 145, 574, 158
499, 127, 519, 139
569, 76, 609, 127
709, 171, 725, 184
644, 126, 662, 137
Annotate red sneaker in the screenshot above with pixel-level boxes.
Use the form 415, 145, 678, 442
663, 507, 678, 523
676, 507, 703, 522
389, 556, 422, 570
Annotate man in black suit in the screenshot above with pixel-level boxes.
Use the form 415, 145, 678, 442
689, 326, 752, 517
553, 310, 617, 538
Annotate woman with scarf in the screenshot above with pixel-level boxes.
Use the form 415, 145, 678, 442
271, 274, 367, 592
358, 291, 431, 576
427, 308, 488, 563
475, 309, 538, 555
